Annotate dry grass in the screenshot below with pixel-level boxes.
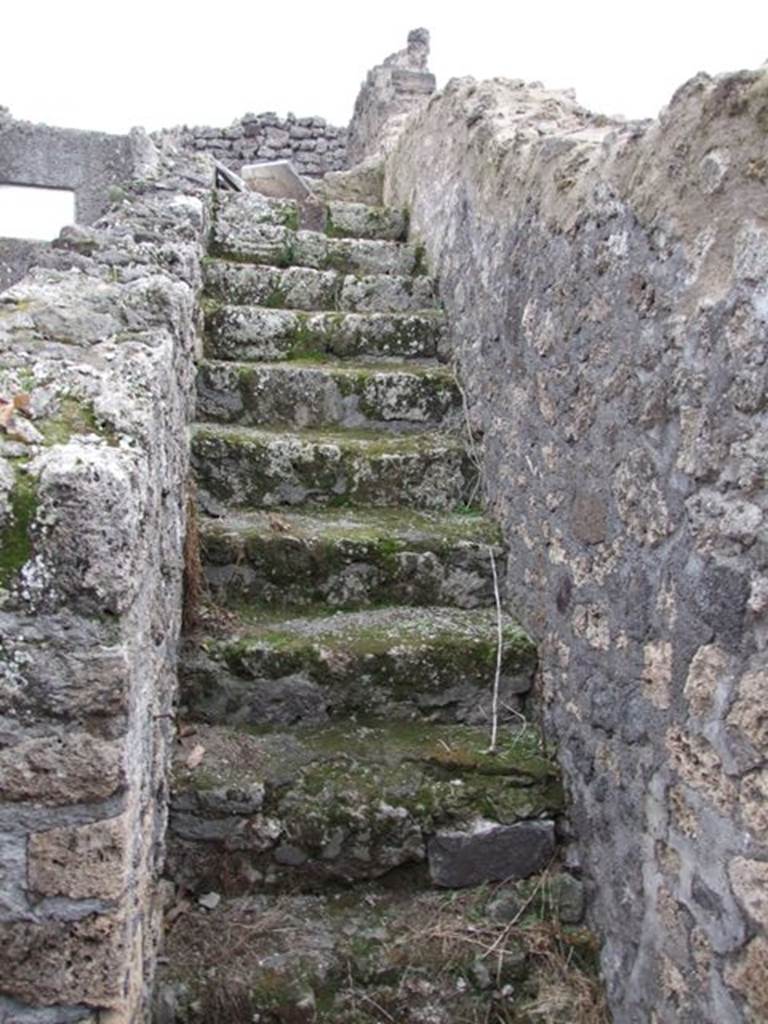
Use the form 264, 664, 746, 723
158, 880, 608, 1024
379, 879, 609, 1024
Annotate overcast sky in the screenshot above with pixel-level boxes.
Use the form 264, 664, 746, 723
1, 0, 766, 134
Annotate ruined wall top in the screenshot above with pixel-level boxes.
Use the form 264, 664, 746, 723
346, 28, 437, 166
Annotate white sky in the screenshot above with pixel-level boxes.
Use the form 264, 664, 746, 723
1, 0, 765, 241
1, 0, 765, 133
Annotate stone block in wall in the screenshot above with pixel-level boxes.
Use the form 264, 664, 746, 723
0, 615, 131, 729
264, 127, 290, 148
0, 912, 129, 1007
0, 733, 125, 805
27, 814, 132, 902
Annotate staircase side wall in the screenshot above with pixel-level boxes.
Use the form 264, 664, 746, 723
384, 71, 768, 1024
0, 142, 212, 1023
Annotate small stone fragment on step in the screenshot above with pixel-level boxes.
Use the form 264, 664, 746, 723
197, 890, 221, 910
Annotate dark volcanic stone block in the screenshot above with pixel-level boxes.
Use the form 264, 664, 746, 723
427, 819, 555, 887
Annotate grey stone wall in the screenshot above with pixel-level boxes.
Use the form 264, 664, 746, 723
0, 113, 137, 224
0, 239, 50, 295
167, 112, 348, 179
0, 137, 212, 1022
385, 72, 768, 1024
346, 28, 436, 166
0, 110, 149, 291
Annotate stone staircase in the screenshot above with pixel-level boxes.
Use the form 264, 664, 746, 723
154, 193, 593, 1023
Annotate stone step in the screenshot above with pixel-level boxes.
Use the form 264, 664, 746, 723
181, 605, 536, 726
214, 191, 407, 243
198, 507, 503, 611
214, 190, 299, 231
166, 719, 561, 894
196, 360, 461, 432
204, 304, 447, 363
204, 259, 436, 313
154, 873, 591, 1023
326, 200, 407, 241
211, 220, 423, 277
191, 424, 478, 512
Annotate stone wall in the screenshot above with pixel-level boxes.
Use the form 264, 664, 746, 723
0, 110, 137, 225
346, 28, 436, 166
0, 136, 212, 1022
0, 239, 49, 295
0, 109, 146, 291
384, 72, 768, 1023
168, 112, 348, 179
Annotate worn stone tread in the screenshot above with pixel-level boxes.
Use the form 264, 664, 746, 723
196, 359, 461, 431
204, 259, 437, 313
211, 221, 423, 277
199, 507, 502, 610
325, 200, 408, 241
167, 718, 561, 892
204, 303, 447, 363
191, 422, 478, 511
181, 604, 536, 725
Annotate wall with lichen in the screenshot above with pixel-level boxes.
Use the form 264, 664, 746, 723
0, 137, 211, 1023
384, 70, 768, 1023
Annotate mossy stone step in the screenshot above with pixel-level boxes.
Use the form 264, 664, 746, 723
211, 221, 423, 277
181, 605, 535, 725
214, 190, 299, 231
204, 260, 436, 314
154, 877, 598, 1024
192, 423, 478, 512
196, 359, 461, 432
198, 507, 502, 611
167, 719, 562, 894
325, 200, 407, 241
204, 304, 447, 363
214, 192, 408, 243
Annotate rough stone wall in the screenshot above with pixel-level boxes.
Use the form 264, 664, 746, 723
0, 239, 49, 295
346, 28, 436, 166
384, 72, 768, 1024
0, 108, 146, 290
0, 136, 212, 1022
168, 112, 348, 178
0, 109, 137, 224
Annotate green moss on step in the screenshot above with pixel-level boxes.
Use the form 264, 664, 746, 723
38, 397, 117, 447
0, 466, 38, 588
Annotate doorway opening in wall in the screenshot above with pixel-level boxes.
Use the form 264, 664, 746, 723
0, 184, 76, 241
